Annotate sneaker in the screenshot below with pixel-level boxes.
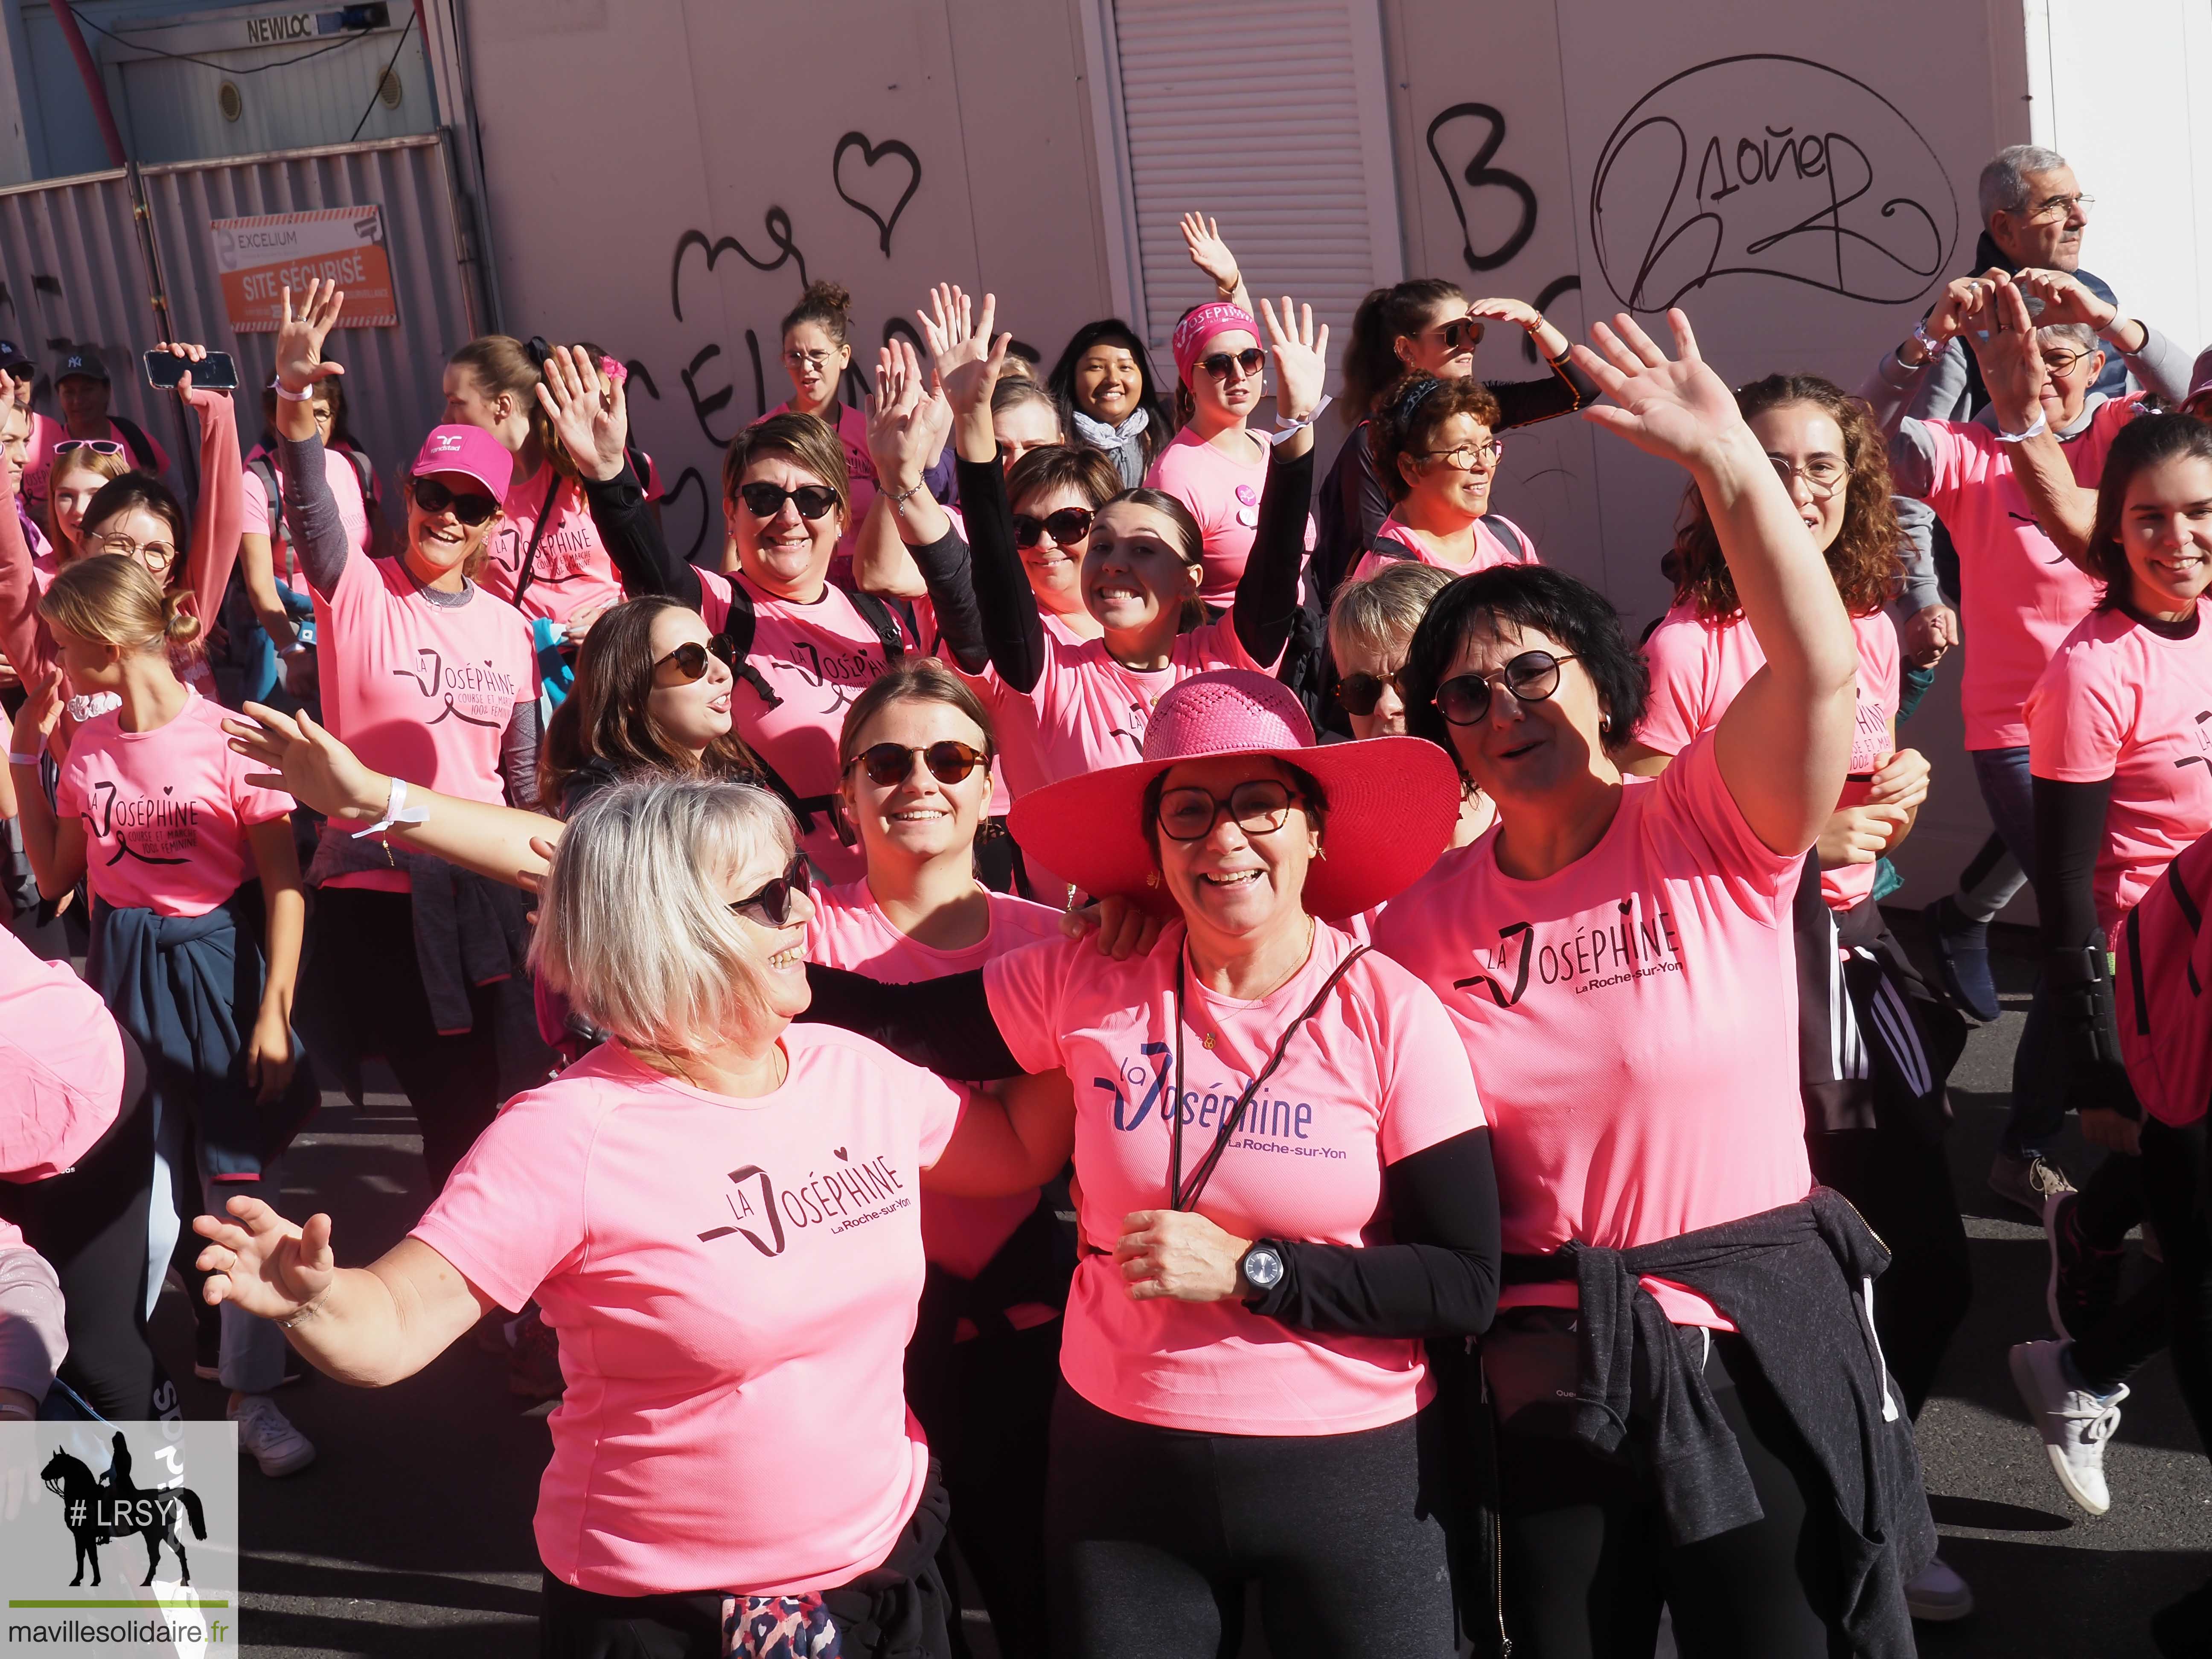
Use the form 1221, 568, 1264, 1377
508, 1308, 565, 1405
229, 1392, 317, 1478
2151, 1572, 2212, 1657
2045, 1191, 2125, 1340
1990, 1150, 2075, 1220
2008, 1339, 2124, 1515
1926, 896, 2001, 1022
1905, 1553, 1974, 1622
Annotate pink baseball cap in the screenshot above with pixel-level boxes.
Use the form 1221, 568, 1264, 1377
410, 424, 512, 500
1171, 301, 1261, 385
2187, 344, 2212, 410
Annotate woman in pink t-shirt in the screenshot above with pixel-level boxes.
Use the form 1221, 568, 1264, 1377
1342, 372, 1539, 588
193, 777, 1071, 1657
39, 442, 131, 567
10, 556, 317, 1472
2007, 413, 2212, 1522
1375, 311, 1933, 1656
799, 668, 1494, 1659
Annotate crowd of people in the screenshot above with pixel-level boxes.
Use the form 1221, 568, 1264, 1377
0, 141, 2208, 1659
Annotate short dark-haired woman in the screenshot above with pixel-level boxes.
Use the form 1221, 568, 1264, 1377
1047, 320, 1171, 489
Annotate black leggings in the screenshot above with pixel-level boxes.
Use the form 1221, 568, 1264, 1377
0, 1028, 168, 1421
1497, 1331, 1842, 1659
2079, 1118, 2212, 1455
1044, 1385, 1455, 1659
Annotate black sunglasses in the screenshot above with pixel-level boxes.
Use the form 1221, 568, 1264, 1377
844, 740, 988, 788
1435, 316, 1485, 352
411, 475, 500, 526
1433, 651, 1579, 726
654, 636, 739, 683
729, 856, 812, 928
738, 481, 840, 521
1013, 507, 1094, 549
1334, 670, 1402, 716
1199, 348, 1265, 381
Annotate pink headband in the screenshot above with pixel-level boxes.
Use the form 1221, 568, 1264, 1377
1171, 302, 1260, 384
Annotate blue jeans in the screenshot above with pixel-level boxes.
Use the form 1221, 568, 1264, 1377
1973, 747, 2064, 1159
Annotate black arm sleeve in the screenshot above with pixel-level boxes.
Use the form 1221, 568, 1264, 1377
955, 454, 1047, 693
1246, 1127, 1501, 1339
898, 510, 991, 674
2032, 774, 2114, 952
796, 963, 1022, 1080
1487, 353, 1602, 431
1230, 445, 1315, 667
580, 463, 703, 612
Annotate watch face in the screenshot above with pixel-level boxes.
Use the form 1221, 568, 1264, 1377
1244, 1246, 1284, 1288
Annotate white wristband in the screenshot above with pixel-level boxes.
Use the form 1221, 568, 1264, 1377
352, 776, 432, 838
1269, 394, 1332, 445
274, 382, 314, 403
7, 751, 38, 768
1994, 413, 2049, 444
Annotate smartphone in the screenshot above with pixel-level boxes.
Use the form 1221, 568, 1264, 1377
144, 350, 239, 392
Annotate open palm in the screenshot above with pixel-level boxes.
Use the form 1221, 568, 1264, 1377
274, 279, 346, 392
193, 1196, 336, 1322
917, 282, 1009, 419
1574, 310, 1744, 472
537, 344, 629, 481
867, 339, 952, 484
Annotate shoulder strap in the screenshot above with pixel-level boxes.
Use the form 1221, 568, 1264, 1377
1363, 529, 1417, 564
109, 414, 156, 472
1480, 513, 1531, 562
848, 588, 909, 661
716, 574, 783, 711
246, 453, 297, 581
342, 445, 374, 500
510, 469, 564, 605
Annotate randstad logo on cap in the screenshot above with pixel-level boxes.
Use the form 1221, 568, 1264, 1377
429, 434, 464, 452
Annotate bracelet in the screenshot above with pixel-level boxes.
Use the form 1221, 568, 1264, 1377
1909, 322, 1947, 361
276, 1297, 325, 1330
887, 480, 928, 510
1994, 412, 2049, 443
0, 1403, 34, 1421
1268, 394, 1333, 445
7, 751, 38, 767
276, 639, 310, 658
351, 776, 432, 839
274, 382, 314, 403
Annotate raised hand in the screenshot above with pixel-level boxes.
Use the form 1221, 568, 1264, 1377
150, 340, 216, 403
273, 280, 346, 395
1961, 274, 2053, 427
867, 339, 952, 491
222, 701, 388, 823
535, 344, 629, 482
1573, 310, 1748, 473
1466, 297, 1542, 332
917, 282, 1010, 420
1179, 212, 1243, 297
193, 1196, 337, 1324
1921, 269, 2005, 349
2013, 268, 2118, 332
1258, 295, 1329, 424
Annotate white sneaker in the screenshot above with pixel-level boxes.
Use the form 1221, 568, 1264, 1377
1905, 1553, 1974, 1621
2008, 1339, 2123, 1515
229, 1393, 316, 1478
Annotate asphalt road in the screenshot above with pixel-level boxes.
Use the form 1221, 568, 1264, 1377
164, 915, 2209, 1658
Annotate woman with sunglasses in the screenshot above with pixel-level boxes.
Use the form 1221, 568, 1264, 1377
268, 281, 543, 1194
1346, 372, 1539, 588
1377, 311, 1934, 1658
1047, 320, 1171, 489
193, 774, 1073, 1659
1316, 281, 1594, 607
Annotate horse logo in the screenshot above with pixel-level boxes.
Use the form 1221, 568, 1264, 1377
40, 1436, 207, 1587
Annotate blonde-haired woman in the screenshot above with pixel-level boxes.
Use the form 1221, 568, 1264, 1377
42, 440, 133, 567
194, 775, 1072, 1658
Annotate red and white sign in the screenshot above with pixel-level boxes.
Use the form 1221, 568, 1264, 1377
210, 206, 398, 332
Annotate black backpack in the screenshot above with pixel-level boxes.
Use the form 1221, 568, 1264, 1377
246, 447, 375, 584
108, 413, 161, 475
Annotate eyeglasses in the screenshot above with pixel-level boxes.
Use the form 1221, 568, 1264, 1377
1155, 778, 1304, 843
91, 533, 177, 568
1769, 456, 1848, 500
54, 439, 123, 457
1428, 315, 1484, 352
1199, 348, 1265, 381
845, 740, 989, 788
738, 482, 840, 521
1013, 507, 1094, 549
410, 476, 500, 526
1418, 438, 1505, 471
1334, 670, 1403, 716
654, 636, 739, 683
2024, 192, 2095, 224
1433, 650, 1579, 725
2040, 346, 2095, 377
784, 349, 838, 370
729, 855, 813, 928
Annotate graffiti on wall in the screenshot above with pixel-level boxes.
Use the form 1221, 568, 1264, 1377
1423, 102, 1582, 364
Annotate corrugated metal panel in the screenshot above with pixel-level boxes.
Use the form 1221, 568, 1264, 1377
115, 27, 437, 166
0, 168, 193, 461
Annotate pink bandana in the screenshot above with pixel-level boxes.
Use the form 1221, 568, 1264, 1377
1171, 302, 1260, 384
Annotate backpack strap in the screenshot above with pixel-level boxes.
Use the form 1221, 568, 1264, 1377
848, 588, 910, 661
109, 414, 157, 473
510, 468, 564, 605
1480, 512, 1532, 562
246, 452, 298, 584
714, 574, 786, 712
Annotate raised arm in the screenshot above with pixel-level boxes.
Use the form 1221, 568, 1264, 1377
538, 346, 704, 612
0, 441, 49, 685
154, 342, 244, 631
1180, 212, 1253, 317
1971, 275, 2099, 562
860, 340, 993, 667
269, 282, 358, 602
1469, 296, 1602, 428
2014, 268, 2196, 404
9, 673, 86, 900
1231, 296, 1325, 667
1581, 311, 1857, 855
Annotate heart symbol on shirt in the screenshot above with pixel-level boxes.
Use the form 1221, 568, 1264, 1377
833, 1146, 849, 1161
832, 131, 921, 257
162, 786, 174, 794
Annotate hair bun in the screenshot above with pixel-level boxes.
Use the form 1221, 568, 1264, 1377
802, 280, 851, 315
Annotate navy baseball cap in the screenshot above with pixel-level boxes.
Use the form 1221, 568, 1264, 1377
55, 346, 108, 384
0, 340, 30, 377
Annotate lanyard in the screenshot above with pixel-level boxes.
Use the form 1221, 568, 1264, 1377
1167, 938, 1370, 1212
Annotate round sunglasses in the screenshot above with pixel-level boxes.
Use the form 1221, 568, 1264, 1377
738, 481, 839, 521
1433, 650, 1579, 726
1333, 669, 1403, 716
1428, 315, 1485, 353
1155, 779, 1303, 843
654, 636, 739, 683
1199, 348, 1265, 381
411, 475, 500, 526
1013, 507, 1094, 549
729, 855, 812, 928
844, 740, 988, 788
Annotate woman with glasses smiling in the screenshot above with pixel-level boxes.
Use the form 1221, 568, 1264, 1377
1345, 372, 1540, 587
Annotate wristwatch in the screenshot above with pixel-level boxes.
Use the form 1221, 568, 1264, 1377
1238, 1241, 1285, 1296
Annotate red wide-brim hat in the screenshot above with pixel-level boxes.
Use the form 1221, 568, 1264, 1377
1007, 669, 1463, 920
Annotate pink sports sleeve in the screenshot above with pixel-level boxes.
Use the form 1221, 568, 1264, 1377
184, 388, 244, 637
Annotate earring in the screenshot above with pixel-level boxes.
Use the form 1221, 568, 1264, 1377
1313, 843, 1327, 861
1145, 870, 1160, 888
1599, 713, 1612, 734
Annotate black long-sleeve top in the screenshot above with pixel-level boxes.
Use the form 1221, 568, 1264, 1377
902, 445, 1313, 693
800, 960, 1500, 1339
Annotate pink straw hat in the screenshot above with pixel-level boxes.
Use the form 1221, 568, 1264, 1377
1008, 669, 1463, 920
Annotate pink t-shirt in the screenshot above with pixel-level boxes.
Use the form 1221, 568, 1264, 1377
55, 691, 293, 917
0, 927, 124, 1185
1918, 395, 2140, 749
242, 447, 372, 592
1143, 427, 1315, 607
24, 413, 168, 511
412, 1030, 967, 1598
983, 923, 1483, 1434
696, 568, 919, 882
1345, 515, 1535, 588
1638, 601, 1901, 911
2026, 601, 2212, 937
1373, 734, 1811, 1330
481, 469, 628, 627
807, 879, 1064, 1279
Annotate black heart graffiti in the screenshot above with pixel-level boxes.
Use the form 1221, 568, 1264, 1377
1426, 103, 1538, 274
833, 131, 921, 257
